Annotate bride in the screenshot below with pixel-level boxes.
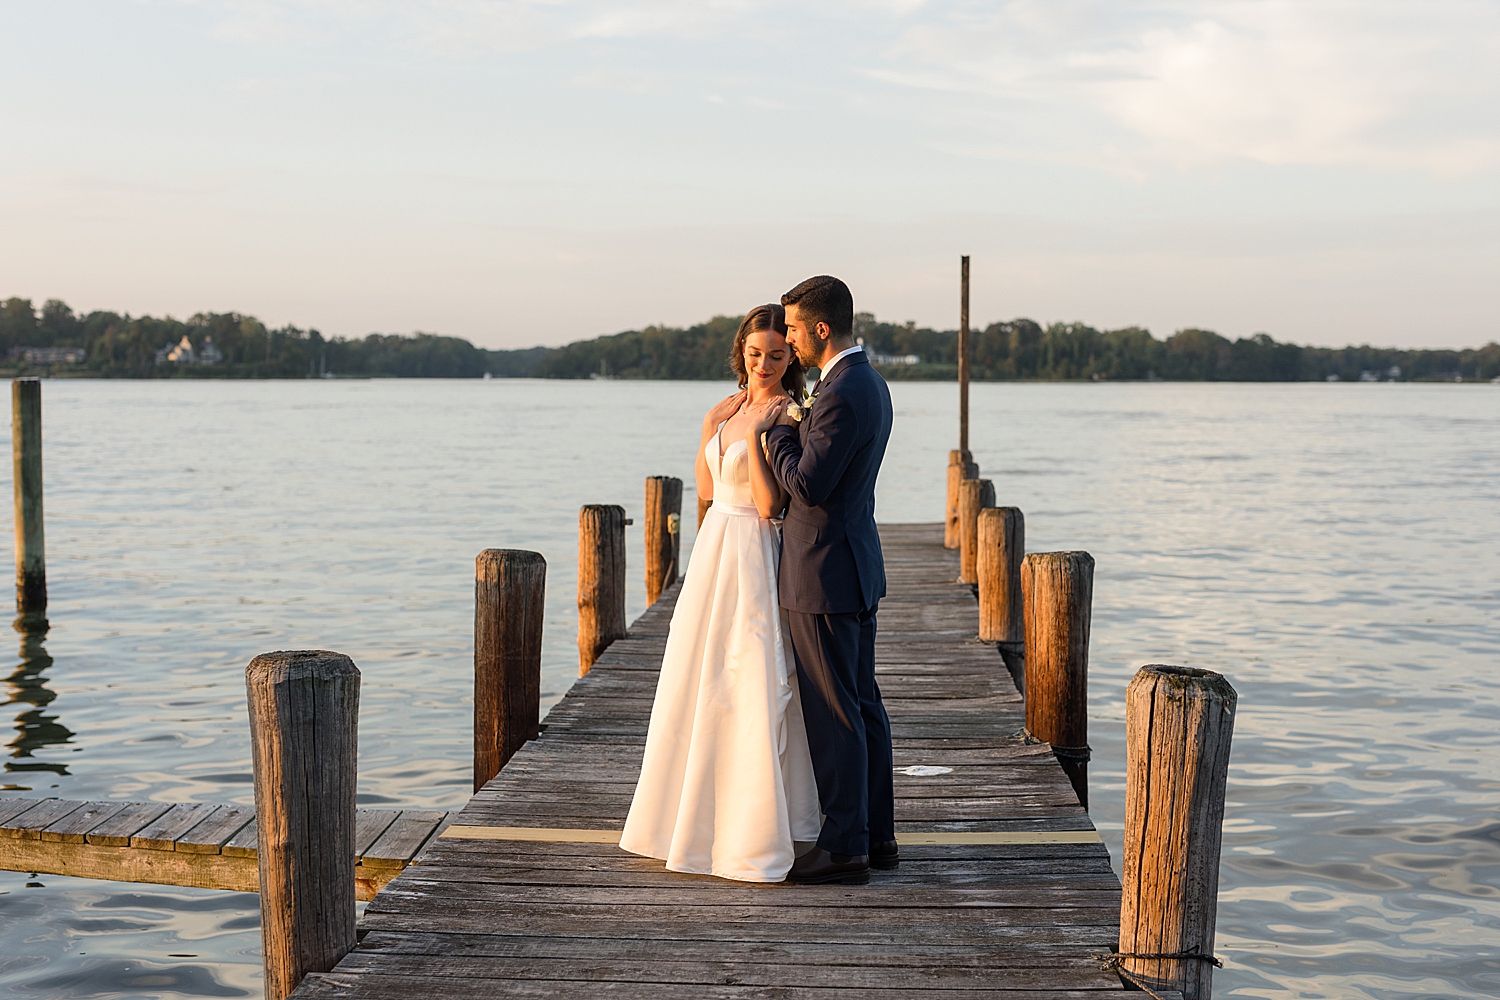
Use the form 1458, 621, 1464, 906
618, 303, 821, 882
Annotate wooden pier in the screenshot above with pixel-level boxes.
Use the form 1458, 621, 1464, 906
290, 524, 1167, 999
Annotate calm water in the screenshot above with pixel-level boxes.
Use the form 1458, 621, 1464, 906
1, 379, 1496, 999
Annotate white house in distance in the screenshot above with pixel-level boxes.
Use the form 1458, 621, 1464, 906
856, 337, 919, 366
156, 334, 224, 366
7, 346, 87, 365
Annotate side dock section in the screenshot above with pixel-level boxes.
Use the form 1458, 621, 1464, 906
0, 798, 446, 900
294, 523, 1165, 999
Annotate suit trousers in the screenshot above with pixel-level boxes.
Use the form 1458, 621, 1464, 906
786, 605, 895, 857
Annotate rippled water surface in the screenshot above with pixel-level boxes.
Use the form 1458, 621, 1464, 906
1, 379, 1496, 998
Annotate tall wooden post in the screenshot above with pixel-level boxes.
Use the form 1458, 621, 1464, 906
1119, 664, 1237, 1000
578, 504, 627, 675
943, 449, 974, 549
644, 476, 682, 606
959, 255, 970, 456
957, 477, 993, 585
1021, 551, 1093, 808
12, 379, 46, 628
978, 507, 1025, 647
474, 549, 545, 792
245, 650, 359, 1000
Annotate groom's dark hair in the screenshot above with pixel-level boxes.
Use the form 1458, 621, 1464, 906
781, 275, 854, 341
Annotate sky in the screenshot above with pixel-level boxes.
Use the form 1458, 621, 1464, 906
2, 1, 1498, 350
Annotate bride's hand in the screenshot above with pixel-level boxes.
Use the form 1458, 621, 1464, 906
747, 396, 787, 434
704, 390, 747, 428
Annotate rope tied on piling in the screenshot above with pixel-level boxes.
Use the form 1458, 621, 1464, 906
1098, 952, 1223, 1000
1017, 727, 1092, 762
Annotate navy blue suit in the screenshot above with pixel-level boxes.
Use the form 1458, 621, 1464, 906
765, 350, 894, 856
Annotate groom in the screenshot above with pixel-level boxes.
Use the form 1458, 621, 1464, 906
755, 275, 895, 885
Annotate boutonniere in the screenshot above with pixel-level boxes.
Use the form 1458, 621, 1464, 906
786, 390, 817, 423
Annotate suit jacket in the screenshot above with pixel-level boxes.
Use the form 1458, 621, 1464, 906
765, 350, 893, 615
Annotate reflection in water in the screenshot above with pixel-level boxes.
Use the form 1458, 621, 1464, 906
0, 874, 262, 997
3, 625, 74, 785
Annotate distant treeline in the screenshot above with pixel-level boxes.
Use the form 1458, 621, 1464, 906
3, 296, 1497, 382
0, 298, 527, 378
523, 314, 1500, 383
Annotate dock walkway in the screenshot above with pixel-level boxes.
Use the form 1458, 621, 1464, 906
295, 524, 1151, 999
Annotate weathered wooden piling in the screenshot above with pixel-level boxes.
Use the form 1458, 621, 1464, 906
578, 504, 627, 675
957, 477, 994, 585
644, 476, 682, 606
1119, 664, 1237, 1000
245, 650, 360, 1000
473, 549, 545, 792
943, 449, 974, 549
1021, 551, 1093, 808
978, 506, 1025, 647
11, 379, 46, 627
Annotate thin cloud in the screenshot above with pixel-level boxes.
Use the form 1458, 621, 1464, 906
188, 0, 1500, 174
876, 1, 1500, 175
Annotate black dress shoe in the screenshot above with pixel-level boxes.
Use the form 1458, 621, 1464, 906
785, 848, 870, 885
870, 840, 899, 870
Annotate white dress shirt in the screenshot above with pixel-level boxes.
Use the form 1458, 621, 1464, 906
811, 343, 865, 393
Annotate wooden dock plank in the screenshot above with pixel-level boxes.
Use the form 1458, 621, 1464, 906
176, 804, 256, 854
324, 951, 1122, 990
40, 801, 129, 843
223, 816, 259, 858
0, 798, 82, 839
297, 523, 1128, 998
354, 910, 1121, 950
296, 975, 1171, 1000
354, 808, 400, 858
130, 802, 218, 850
85, 801, 174, 846
353, 929, 1115, 966
0, 796, 46, 827
362, 810, 449, 870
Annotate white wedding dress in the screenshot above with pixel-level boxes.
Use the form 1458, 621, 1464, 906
619, 426, 822, 882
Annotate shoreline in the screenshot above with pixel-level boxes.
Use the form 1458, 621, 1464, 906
4, 368, 1495, 384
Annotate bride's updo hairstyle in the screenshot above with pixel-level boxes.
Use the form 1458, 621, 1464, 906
730, 303, 806, 397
